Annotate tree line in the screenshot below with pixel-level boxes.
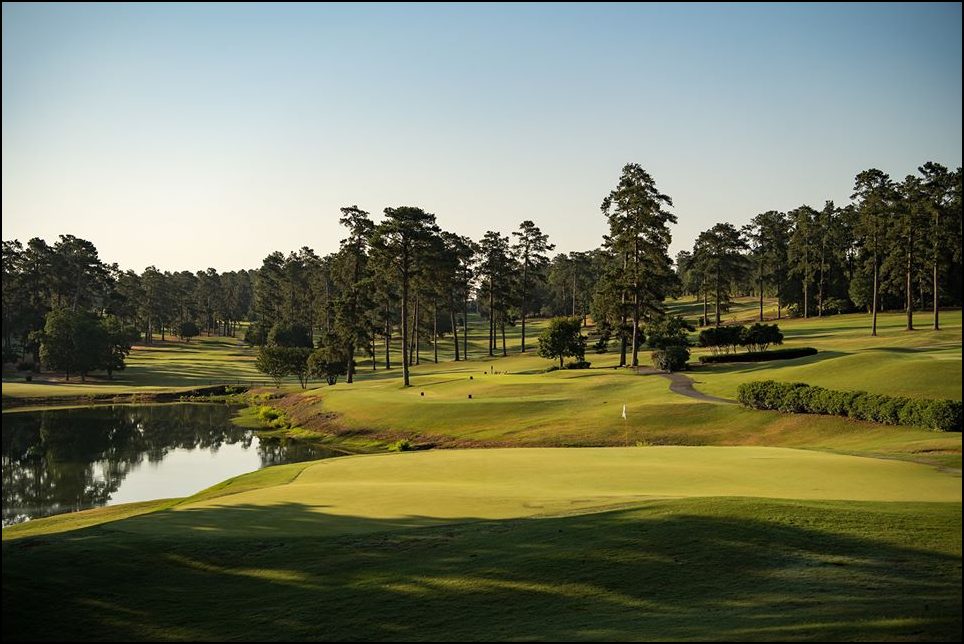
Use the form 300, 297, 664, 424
677, 162, 962, 335
3, 161, 960, 383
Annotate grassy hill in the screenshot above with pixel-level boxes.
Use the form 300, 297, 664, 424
3, 447, 960, 641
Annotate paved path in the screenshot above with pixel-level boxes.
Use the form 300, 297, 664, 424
635, 366, 737, 404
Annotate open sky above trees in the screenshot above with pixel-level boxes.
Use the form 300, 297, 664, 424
2, 2, 961, 272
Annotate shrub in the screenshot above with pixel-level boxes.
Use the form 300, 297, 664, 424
16, 359, 33, 372
699, 347, 817, 364
651, 346, 690, 372
544, 365, 560, 373
736, 380, 961, 432
258, 405, 282, 422
564, 360, 592, 369
177, 320, 200, 342
387, 439, 413, 452
741, 323, 783, 352
647, 315, 694, 350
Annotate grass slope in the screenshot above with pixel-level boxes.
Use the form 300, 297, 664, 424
3, 496, 959, 641
687, 308, 962, 401
104, 447, 961, 540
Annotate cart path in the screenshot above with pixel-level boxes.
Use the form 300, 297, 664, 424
635, 366, 738, 404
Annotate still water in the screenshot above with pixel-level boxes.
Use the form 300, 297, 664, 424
2, 403, 344, 526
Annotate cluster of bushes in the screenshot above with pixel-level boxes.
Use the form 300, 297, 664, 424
647, 315, 694, 372
545, 359, 592, 372
387, 439, 413, 452
651, 346, 690, 372
699, 347, 818, 364
257, 405, 291, 430
255, 327, 348, 388
699, 323, 784, 355
737, 380, 962, 432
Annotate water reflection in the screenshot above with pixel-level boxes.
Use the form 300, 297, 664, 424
2, 404, 342, 526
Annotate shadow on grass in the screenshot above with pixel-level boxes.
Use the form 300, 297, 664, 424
3, 498, 960, 641
693, 350, 848, 378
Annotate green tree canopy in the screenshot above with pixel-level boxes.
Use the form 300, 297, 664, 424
537, 317, 586, 368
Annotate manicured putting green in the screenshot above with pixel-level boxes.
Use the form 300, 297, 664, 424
117, 447, 961, 539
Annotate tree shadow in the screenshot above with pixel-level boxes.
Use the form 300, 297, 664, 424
3, 499, 960, 641
693, 350, 848, 378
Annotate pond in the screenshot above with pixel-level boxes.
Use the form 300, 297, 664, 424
2, 403, 345, 527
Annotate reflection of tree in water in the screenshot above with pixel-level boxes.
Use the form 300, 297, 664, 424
2, 404, 340, 526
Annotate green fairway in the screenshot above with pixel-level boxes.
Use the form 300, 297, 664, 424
119, 447, 961, 539
8, 446, 958, 542
2, 448, 960, 641
686, 308, 963, 401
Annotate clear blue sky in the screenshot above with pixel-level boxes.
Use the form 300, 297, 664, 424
3, 2, 961, 271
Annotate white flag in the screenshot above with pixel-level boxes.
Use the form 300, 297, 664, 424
621, 403, 627, 420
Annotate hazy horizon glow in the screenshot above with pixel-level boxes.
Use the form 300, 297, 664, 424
3, 2, 961, 272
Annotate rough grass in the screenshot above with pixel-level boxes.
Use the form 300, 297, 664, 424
3, 495, 959, 641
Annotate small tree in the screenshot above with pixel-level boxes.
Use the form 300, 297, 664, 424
177, 320, 200, 343
308, 342, 348, 386
646, 315, 693, 350
741, 323, 783, 352
37, 308, 106, 381
256, 346, 290, 387
37, 308, 76, 379
537, 317, 586, 368
285, 347, 313, 389
101, 317, 139, 379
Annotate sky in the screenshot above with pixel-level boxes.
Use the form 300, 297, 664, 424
2, 2, 962, 272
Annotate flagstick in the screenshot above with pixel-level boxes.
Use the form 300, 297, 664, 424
622, 403, 628, 446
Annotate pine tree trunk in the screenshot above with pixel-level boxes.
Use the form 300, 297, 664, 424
488, 286, 495, 357
906, 228, 914, 331
451, 300, 460, 361
933, 211, 940, 331
401, 258, 410, 385
702, 279, 708, 327
463, 298, 469, 360
871, 252, 879, 337
715, 270, 721, 327
520, 263, 528, 353
619, 252, 627, 366
433, 301, 438, 363
572, 270, 577, 317
347, 343, 355, 383
631, 293, 640, 367
385, 315, 391, 370
412, 295, 419, 366
501, 318, 506, 357
933, 262, 940, 331
759, 261, 764, 322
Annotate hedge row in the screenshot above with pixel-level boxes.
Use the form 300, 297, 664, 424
736, 380, 962, 432
699, 347, 818, 364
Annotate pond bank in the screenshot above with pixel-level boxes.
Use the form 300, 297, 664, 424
1, 384, 250, 411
